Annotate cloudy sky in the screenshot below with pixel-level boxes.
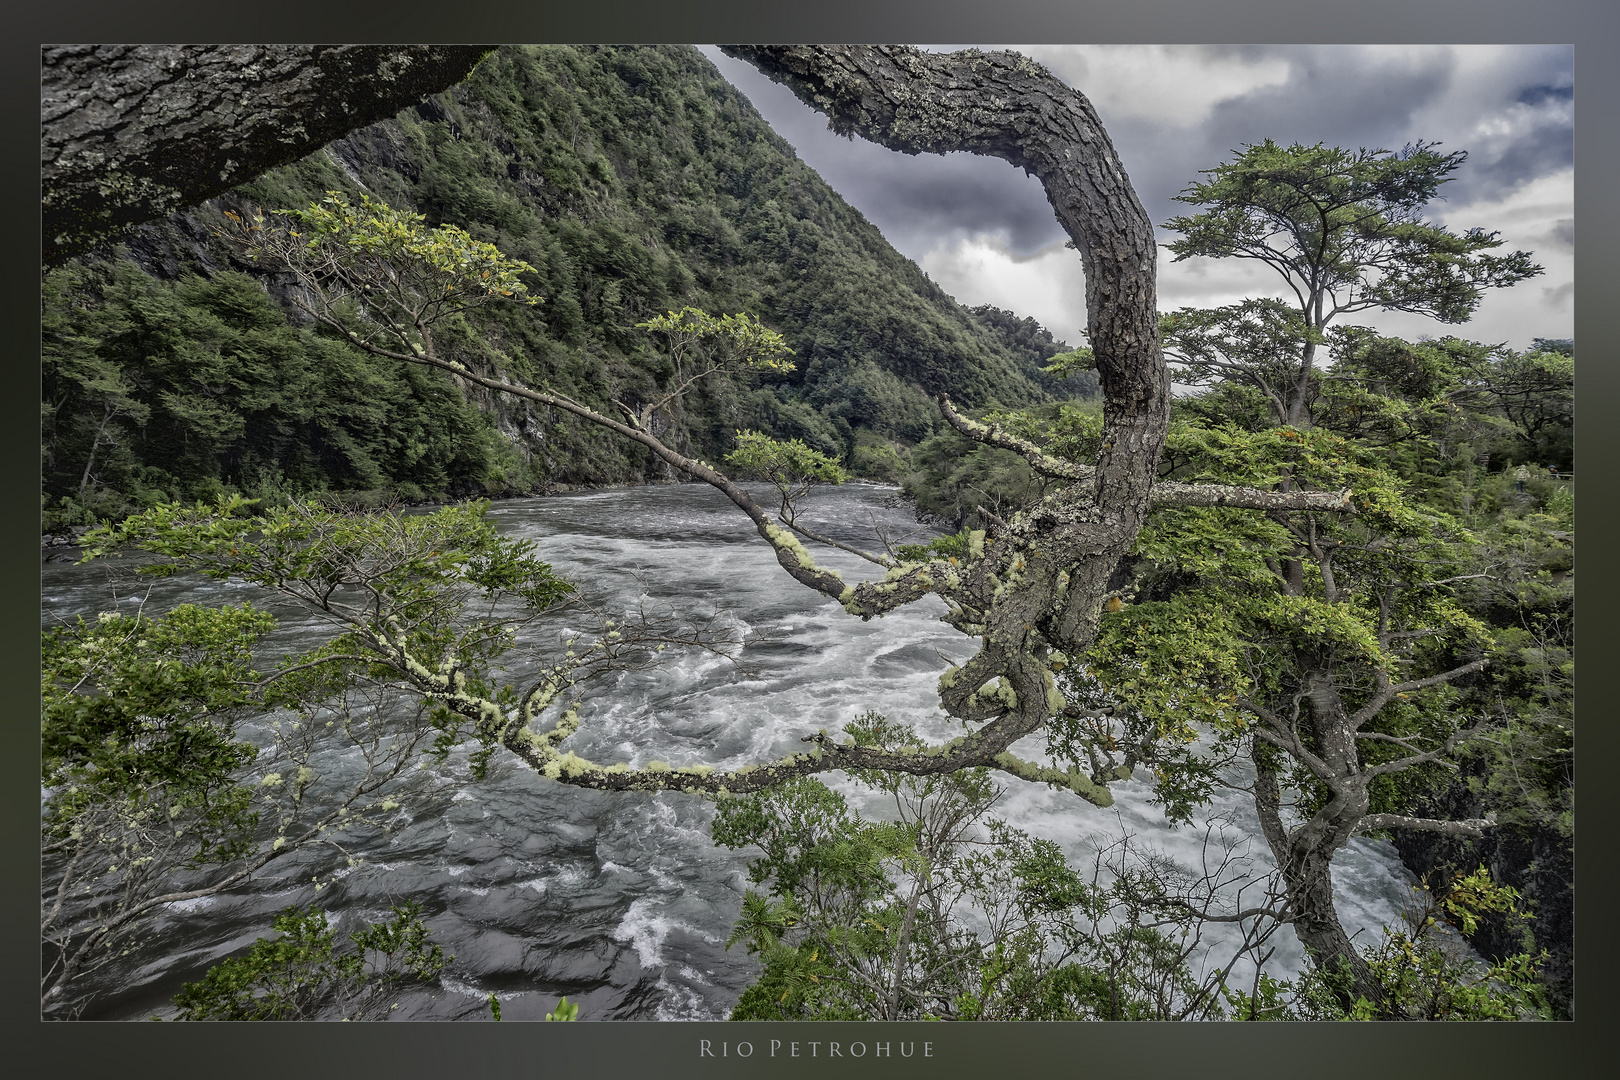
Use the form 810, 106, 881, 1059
700, 45, 1574, 355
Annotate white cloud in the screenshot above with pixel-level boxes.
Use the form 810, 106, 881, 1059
919, 233, 1089, 347
1019, 45, 1292, 128
1431, 167, 1575, 243
1364, 167, 1574, 349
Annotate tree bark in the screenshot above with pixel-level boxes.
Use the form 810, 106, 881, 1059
1249, 737, 1386, 1011
723, 45, 1166, 661
41, 45, 494, 266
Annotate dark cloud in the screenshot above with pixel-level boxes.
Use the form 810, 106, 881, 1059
1103, 47, 1458, 236
1517, 83, 1574, 106
1102, 45, 1571, 226
1203, 46, 1455, 148
1547, 218, 1575, 251
1453, 122, 1575, 207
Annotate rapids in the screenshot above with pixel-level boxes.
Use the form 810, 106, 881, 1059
41, 482, 1422, 1020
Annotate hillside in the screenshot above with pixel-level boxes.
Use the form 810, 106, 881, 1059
42, 45, 1096, 527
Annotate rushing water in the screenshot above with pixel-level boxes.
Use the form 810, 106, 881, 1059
42, 482, 1423, 1020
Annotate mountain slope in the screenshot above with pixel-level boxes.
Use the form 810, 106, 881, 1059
43, 45, 1096, 525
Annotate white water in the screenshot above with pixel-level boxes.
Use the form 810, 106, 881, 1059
42, 482, 1421, 1020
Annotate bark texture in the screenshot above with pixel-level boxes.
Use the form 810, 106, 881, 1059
41, 45, 493, 265
723, 44, 1165, 660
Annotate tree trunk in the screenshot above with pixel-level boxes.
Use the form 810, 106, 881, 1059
1250, 679, 1391, 1013
42, 45, 494, 265
725, 45, 1166, 665
1286, 334, 1319, 428
1284, 849, 1384, 1007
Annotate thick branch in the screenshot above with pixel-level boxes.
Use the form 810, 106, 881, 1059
42, 45, 494, 264
1149, 481, 1353, 511
779, 513, 894, 567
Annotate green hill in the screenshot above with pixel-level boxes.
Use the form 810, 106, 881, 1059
43, 45, 1095, 528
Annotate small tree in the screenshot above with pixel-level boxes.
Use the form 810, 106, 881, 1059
1162, 140, 1541, 427
42, 602, 272, 1009
44, 500, 579, 1016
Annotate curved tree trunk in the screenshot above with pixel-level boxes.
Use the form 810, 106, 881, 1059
212, 46, 1338, 809
208, 44, 1175, 805
41, 45, 494, 265
723, 45, 1166, 663
723, 46, 1165, 501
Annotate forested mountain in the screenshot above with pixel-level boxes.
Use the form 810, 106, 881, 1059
42, 45, 1097, 529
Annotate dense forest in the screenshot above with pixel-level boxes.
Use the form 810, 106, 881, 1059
42, 44, 1094, 531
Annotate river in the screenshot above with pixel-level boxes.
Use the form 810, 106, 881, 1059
41, 482, 1422, 1020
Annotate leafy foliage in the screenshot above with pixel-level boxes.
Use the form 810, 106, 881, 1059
227, 190, 541, 362
39, 589, 452, 1015
726, 431, 849, 503
1225, 867, 1551, 1021
173, 902, 448, 1021
43, 604, 273, 867
713, 714, 1262, 1021
1163, 140, 1541, 325
544, 995, 580, 1021
79, 497, 578, 765
42, 261, 521, 530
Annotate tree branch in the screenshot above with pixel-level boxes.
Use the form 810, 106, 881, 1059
1351, 657, 1488, 728
937, 395, 1352, 511
1355, 813, 1493, 838
937, 396, 1090, 480
42, 45, 494, 264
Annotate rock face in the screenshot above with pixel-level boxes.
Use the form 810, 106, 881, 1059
41, 45, 493, 265
1393, 780, 1574, 1018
